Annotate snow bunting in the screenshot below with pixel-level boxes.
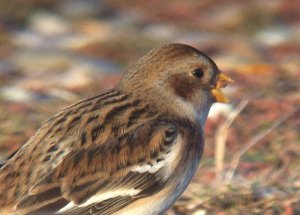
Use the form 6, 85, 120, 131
0, 43, 233, 215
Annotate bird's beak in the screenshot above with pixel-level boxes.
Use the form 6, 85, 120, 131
211, 73, 234, 103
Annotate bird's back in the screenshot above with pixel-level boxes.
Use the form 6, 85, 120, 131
0, 88, 159, 212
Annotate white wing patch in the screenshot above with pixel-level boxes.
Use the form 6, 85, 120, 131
130, 160, 166, 173
57, 188, 140, 213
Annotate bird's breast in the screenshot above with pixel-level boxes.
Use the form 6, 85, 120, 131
161, 138, 201, 212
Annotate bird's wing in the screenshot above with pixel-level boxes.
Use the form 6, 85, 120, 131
14, 119, 180, 215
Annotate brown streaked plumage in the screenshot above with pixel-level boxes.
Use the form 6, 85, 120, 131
0, 43, 232, 215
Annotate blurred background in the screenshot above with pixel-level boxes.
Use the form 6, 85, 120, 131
0, 0, 299, 214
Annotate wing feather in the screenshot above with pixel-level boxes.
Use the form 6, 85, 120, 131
65, 196, 134, 215
15, 120, 178, 215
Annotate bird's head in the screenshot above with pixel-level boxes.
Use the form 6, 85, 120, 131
120, 43, 233, 124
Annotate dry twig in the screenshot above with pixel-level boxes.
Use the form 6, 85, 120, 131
214, 100, 249, 182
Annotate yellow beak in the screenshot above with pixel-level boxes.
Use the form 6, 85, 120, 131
211, 73, 234, 103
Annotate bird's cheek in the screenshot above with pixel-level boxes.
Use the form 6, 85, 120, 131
168, 74, 197, 101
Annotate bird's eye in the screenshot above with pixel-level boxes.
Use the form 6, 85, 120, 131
192, 68, 204, 78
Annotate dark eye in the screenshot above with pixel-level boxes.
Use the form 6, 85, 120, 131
192, 68, 204, 78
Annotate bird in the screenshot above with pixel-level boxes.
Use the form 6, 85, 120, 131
0, 43, 233, 215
